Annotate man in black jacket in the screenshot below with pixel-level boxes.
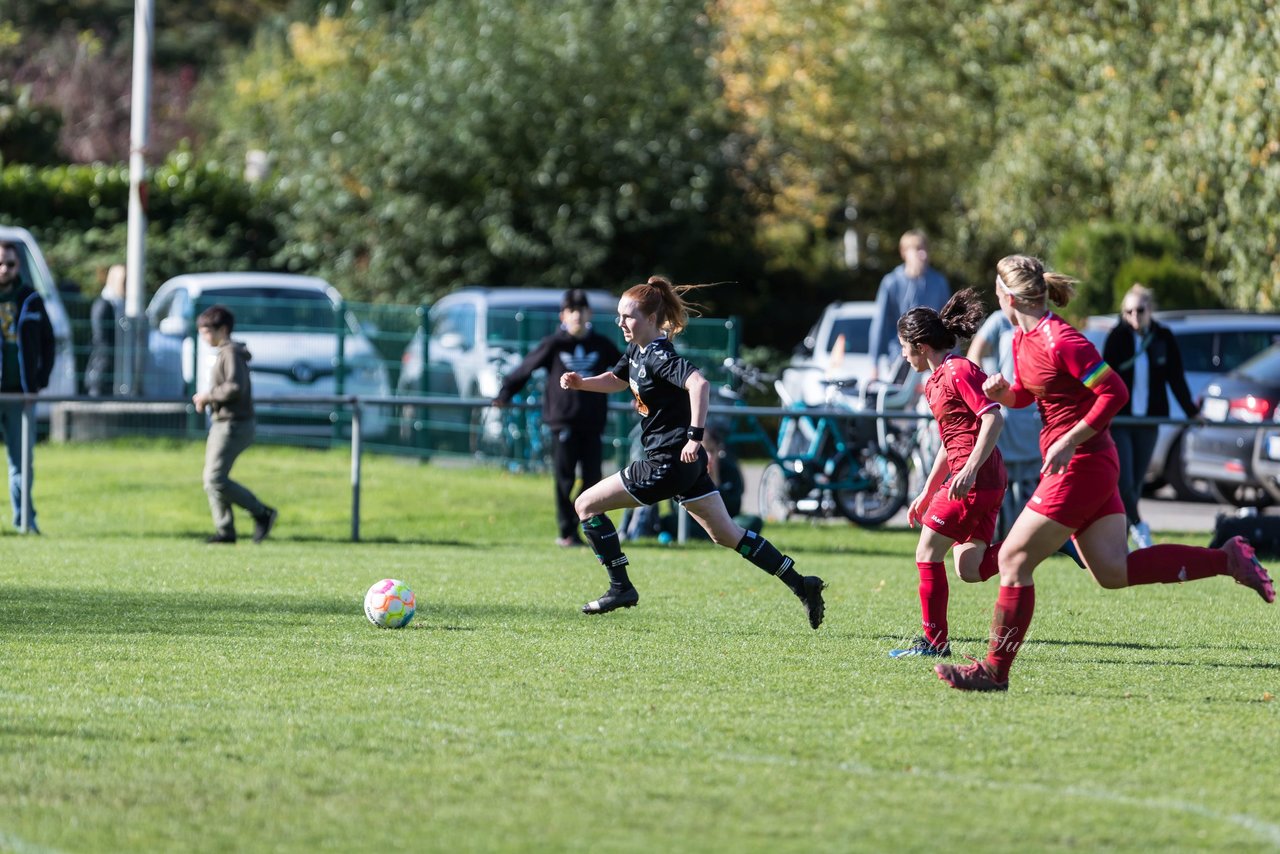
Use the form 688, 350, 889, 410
0, 241, 56, 534
493, 289, 623, 546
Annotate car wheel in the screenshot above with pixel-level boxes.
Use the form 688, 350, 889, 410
1208, 480, 1273, 509
1162, 432, 1215, 502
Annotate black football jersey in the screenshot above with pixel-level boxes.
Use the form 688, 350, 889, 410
612, 337, 700, 452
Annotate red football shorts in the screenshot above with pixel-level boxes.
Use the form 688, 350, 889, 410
923, 485, 1005, 545
1026, 447, 1124, 531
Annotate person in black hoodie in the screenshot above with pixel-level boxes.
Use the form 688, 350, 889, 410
1103, 284, 1200, 550
493, 289, 622, 547
0, 241, 56, 534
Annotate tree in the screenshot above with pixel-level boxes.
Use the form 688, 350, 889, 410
201, 1, 763, 309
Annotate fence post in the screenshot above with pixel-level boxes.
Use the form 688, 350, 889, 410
415, 304, 430, 451
350, 397, 362, 542
333, 300, 347, 444
19, 398, 33, 533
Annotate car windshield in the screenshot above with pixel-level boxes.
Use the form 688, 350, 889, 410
826, 317, 871, 354
195, 288, 338, 331
1236, 343, 1280, 382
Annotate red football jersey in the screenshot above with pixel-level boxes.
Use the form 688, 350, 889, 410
924, 355, 1005, 490
1011, 312, 1127, 456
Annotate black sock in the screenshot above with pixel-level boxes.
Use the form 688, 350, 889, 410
734, 530, 803, 594
582, 514, 632, 589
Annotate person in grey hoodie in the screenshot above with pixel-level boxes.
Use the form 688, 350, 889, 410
192, 304, 276, 544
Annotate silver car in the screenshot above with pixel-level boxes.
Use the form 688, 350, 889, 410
145, 273, 392, 437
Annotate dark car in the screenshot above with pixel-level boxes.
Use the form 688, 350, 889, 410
1083, 310, 1280, 499
1182, 343, 1280, 506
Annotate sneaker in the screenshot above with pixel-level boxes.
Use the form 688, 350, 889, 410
798, 576, 826, 630
252, 507, 278, 544
1057, 537, 1086, 569
582, 585, 639, 615
935, 654, 1009, 692
1129, 521, 1153, 550
556, 536, 585, 548
1222, 535, 1276, 603
206, 533, 237, 544
889, 637, 952, 658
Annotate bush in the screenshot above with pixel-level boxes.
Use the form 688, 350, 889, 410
0, 148, 284, 293
1113, 255, 1221, 311
1050, 221, 1184, 315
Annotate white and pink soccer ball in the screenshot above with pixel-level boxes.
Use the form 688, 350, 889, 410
364, 579, 416, 628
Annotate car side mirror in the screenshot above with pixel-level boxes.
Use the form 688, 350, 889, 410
436, 331, 466, 351
158, 316, 187, 336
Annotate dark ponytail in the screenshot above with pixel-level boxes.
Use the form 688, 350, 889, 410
896, 288, 987, 352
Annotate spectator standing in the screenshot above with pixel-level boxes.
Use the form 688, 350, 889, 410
0, 241, 55, 534
493, 289, 622, 547
1103, 284, 1199, 550
85, 264, 126, 397
867, 230, 951, 381
967, 309, 1044, 541
192, 305, 277, 545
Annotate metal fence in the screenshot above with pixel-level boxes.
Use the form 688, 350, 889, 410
5, 388, 1261, 540
56, 292, 742, 470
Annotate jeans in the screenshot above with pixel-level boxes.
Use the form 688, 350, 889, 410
0, 400, 36, 530
1112, 424, 1159, 526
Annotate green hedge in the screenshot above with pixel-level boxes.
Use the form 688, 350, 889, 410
1050, 221, 1203, 315
0, 147, 283, 294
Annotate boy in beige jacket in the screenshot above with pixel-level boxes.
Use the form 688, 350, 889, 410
193, 304, 277, 544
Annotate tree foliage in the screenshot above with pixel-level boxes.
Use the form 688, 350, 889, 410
714, 0, 1280, 311
200, 0, 762, 308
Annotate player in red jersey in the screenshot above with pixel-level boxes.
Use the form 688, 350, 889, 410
890, 289, 1008, 658
936, 255, 1275, 692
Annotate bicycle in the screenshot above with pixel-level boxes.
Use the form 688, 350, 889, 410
757, 376, 909, 526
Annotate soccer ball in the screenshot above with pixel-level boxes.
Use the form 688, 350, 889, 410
363, 579, 416, 628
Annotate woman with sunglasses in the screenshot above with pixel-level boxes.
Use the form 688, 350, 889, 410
1102, 284, 1199, 549
934, 256, 1273, 692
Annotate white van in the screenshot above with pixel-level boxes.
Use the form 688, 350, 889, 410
0, 226, 77, 404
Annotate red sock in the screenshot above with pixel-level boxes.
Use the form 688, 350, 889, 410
985, 584, 1034, 682
977, 541, 1002, 581
917, 561, 948, 645
1126, 544, 1228, 586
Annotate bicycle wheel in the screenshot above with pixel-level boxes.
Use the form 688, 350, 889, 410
832, 447, 908, 527
756, 462, 794, 523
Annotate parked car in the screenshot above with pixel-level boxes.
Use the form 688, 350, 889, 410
1083, 310, 1280, 499
396, 286, 619, 403
145, 273, 392, 437
0, 226, 77, 406
779, 300, 876, 406
395, 287, 618, 456
1183, 343, 1280, 507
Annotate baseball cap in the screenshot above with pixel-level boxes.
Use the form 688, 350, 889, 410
561, 289, 591, 310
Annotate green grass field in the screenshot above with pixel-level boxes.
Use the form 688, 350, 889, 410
2, 441, 1277, 852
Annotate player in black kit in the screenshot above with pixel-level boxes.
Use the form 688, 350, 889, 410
561, 275, 827, 628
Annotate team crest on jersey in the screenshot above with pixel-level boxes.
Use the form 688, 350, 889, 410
629, 379, 649, 416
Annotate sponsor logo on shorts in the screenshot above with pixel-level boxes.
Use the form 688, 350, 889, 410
1031, 495, 1043, 504
930, 515, 946, 525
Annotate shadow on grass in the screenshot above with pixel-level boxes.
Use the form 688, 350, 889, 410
0, 588, 571, 636
1032, 636, 1257, 653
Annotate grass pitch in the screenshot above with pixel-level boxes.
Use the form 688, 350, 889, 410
1, 441, 1277, 852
